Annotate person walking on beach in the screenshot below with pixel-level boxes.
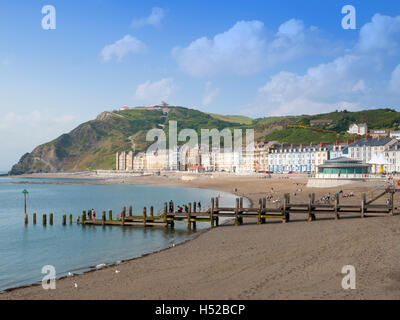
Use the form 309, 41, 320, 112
198, 201, 201, 212
169, 200, 174, 213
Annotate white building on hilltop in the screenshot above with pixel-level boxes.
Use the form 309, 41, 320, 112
347, 123, 368, 136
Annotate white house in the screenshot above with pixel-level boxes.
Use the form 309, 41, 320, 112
347, 123, 368, 136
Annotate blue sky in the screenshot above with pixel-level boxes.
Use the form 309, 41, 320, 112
0, 0, 400, 170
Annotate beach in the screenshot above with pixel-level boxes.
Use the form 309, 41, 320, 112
1, 173, 400, 300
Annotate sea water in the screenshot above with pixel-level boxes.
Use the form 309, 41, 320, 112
0, 177, 244, 291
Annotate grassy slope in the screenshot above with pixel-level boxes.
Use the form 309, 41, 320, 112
10, 107, 400, 173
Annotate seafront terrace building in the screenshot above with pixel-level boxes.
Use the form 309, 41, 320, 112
268, 144, 331, 173
347, 137, 396, 173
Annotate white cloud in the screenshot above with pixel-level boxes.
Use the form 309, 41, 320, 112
244, 14, 400, 117
202, 82, 220, 105
172, 20, 268, 76
131, 7, 165, 28
357, 14, 400, 54
389, 64, 400, 93
135, 78, 176, 103
101, 35, 146, 62
0, 111, 81, 170
172, 19, 334, 77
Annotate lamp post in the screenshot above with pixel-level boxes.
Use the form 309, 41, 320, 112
22, 189, 29, 214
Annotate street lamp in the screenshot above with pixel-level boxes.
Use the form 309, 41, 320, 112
22, 189, 29, 214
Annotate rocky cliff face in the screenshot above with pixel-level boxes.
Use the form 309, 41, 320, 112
8, 109, 158, 174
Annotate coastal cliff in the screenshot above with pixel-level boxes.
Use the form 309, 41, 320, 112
9, 107, 400, 174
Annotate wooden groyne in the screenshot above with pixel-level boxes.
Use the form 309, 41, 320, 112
24, 189, 398, 229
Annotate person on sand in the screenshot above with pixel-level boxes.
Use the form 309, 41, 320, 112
77, 216, 80, 224
177, 206, 183, 213
92, 209, 96, 220
198, 201, 201, 212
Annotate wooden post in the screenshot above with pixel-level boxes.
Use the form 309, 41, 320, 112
258, 199, 262, 224
193, 202, 197, 214
109, 210, 113, 221
216, 197, 219, 209
262, 198, 266, 224
235, 198, 240, 226
282, 194, 290, 223
334, 193, 340, 220
361, 193, 366, 218
81, 211, 86, 225
62, 214, 66, 225
308, 194, 316, 222
143, 207, 147, 227
49, 213, 54, 225
190, 203, 196, 229
240, 197, 243, 209
187, 203, 192, 230
43, 214, 47, 226
129, 205, 133, 216
163, 202, 168, 227
33, 213, 37, 225
211, 198, 215, 228
390, 191, 395, 216
24, 213, 28, 225
69, 214, 72, 225
102, 211, 106, 225
122, 206, 126, 218
150, 206, 154, 217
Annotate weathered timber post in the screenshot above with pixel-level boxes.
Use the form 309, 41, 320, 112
193, 202, 197, 214
361, 193, 366, 218
24, 213, 28, 225
258, 199, 262, 224
235, 198, 240, 226
238, 197, 244, 225
33, 213, 37, 225
88, 209, 92, 220
282, 194, 290, 223
129, 205, 133, 216
390, 191, 395, 216
308, 193, 316, 222
69, 214, 72, 225
49, 213, 54, 225
187, 203, 192, 230
43, 214, 47, 226
122, 206, 126, 217
334, 193, 340, 220
163, 202, 168, 227
102, 211, 106, 225
150, 206, 154, 217
62, 214, 66, 225
109, 210, 113, 221
81, 211, 86, 225
210, 198, 215, 228
143, 207, 147, 227
190, 203, 196, 229
216, 197, 219, 209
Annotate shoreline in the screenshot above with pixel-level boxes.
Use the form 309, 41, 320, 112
0, 174, 247, 294
1, 173, 400, 299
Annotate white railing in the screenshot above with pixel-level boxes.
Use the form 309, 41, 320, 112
314, 173, 382, 179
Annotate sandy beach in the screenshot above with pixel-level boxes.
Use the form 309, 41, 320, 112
1, 173, 400, 300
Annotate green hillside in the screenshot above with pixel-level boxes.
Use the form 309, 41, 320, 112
9, 107, 400, 174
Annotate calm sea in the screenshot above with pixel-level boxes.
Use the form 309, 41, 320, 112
0, 177, 243, 292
